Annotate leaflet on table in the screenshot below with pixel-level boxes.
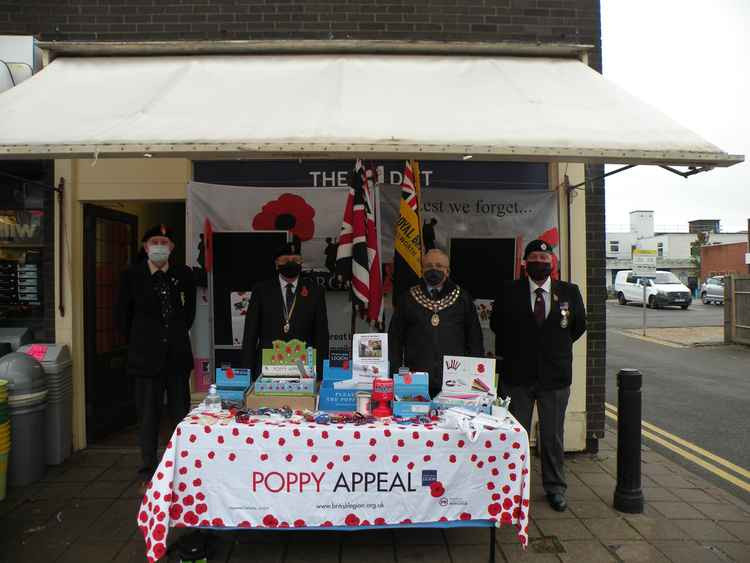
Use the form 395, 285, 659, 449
350, 361, 388, 385
352, 333, 388, 365
441, 355, 497, 394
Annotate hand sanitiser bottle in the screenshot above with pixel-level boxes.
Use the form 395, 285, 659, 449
205, 384, 222, 412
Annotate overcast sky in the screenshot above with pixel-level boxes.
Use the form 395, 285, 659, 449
601, 0, 749, 233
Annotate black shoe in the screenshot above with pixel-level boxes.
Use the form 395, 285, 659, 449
546, 493, 567, 512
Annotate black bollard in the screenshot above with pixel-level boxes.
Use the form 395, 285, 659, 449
613, 368, 645, 513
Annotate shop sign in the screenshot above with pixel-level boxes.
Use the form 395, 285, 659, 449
0, 209, 44, 245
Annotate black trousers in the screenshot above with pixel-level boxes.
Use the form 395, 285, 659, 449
505, 384, 571, 496
135, 368, 190, 479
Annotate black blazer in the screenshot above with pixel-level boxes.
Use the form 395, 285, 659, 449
241, 276, 329, 379
114, 262, 196, 378
388, 280, 484, 396
490, 278, 586, 390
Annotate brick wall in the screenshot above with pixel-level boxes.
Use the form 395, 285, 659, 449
701, 242, 749, 280
0, 0, 601, 70
585, 165, 605, 449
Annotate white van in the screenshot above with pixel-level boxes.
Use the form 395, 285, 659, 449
614, 270, 692, 309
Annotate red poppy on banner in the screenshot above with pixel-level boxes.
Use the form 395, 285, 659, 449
252, 193, 316, 242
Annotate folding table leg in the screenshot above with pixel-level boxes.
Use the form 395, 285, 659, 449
489, 527, 496, 563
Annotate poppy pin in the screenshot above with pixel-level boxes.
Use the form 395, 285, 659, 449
300, 286, 309, 298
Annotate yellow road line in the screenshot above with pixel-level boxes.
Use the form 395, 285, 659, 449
603, 410, 750, 493
605, 402, 750, 480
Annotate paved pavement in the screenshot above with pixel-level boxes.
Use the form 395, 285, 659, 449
1, 429, 749, 562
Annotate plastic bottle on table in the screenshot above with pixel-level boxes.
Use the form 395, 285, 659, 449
205, 384, 222, 412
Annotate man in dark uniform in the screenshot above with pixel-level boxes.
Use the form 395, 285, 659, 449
115, 225, 196, 485
490, 240, 586, 512
241, 241, 329, 379
388, 249, 484, 396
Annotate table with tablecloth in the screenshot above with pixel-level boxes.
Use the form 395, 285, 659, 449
138, 410, 531, 562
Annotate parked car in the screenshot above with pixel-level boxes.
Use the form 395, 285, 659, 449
700, 276, 725, 305
614, 270, 692, 309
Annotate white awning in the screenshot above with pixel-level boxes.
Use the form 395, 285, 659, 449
0, 53, 742, 166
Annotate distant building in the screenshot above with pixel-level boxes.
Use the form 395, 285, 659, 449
606, 211, 746, 289
701, 242, 750, 280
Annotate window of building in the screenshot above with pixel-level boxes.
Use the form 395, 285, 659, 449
609, 240, 620, 253
657, 242, 664, 257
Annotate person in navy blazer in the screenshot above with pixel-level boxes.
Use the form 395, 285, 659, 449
490, 239, 586, 512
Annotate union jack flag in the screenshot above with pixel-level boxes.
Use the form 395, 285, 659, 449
335, 160, 383, 324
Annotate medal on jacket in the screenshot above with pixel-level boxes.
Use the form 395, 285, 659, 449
560, 301, 570, 328
410, 286, 461, 328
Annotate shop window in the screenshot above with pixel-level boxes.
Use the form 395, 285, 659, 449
0, 161, 55, 342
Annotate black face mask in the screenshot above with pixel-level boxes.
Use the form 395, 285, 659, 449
423, 269, 446, 286
278, 262, 301, 278
526, 261, 552, 282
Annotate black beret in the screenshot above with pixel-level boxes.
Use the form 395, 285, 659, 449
524, 239, 554, 259
142, 224, 174, 243
273, 240, 301, 260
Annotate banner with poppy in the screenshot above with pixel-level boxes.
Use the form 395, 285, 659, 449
392, 160, 423, 303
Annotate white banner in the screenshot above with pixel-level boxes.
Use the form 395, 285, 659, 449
186, 183, 558, 363
138, 413, 531, 562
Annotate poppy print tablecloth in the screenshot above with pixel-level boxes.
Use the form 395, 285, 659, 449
138, 411, 531, 562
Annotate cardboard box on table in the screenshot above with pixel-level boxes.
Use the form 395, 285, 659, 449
244, 384, 318, 411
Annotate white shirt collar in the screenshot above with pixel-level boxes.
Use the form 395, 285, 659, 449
529, 276, 552, 294
279, 274, 299, 290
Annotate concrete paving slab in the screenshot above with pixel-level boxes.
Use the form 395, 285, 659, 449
623, 515, 690, 540
568, 500, 620, 519
671, 519, 740, 542
605, 540, 670, 562
396, 543, 451, 563
38, 498, 115, 544
648, 474, 697, 489
531, 499, 577, 519
649, 501, 710, 520
705, 541, 750, 562
447, 544, 494, 563
340, 529, 395, 544
535, 518, 594, 540
112, 537, 148, 563
582, 518, 643, 541
341, 544, 395, 563
228, 541, 284, 563
641, 487, 680, 502
500, 541, 560, 562
691, 503, 750, 522
443, 526, 493, 546
285, 541, 341, 563
29, 482, 87, 501
75, 479, 132, 499
670, 489, 724, 504
715, 521, 750, 543
40, 465, 107, 483
56, 540, 128, 563
80, 499, 140, 544
393, 528, 446, 545
650, 540, 728, 563
558, 539, 617, 562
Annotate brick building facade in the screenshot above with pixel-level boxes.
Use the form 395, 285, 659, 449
0, 0, 606, 449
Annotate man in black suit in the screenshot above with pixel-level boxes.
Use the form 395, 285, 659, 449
115, 224, 196, 484
389, 249, 484, 397
490, 240, 586, 512
241, 242, 329, 379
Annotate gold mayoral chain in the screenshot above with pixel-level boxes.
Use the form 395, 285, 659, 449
282, 290, 299, 334
410, 285, 461, 327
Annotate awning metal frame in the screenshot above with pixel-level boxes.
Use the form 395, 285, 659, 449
0, 142, 742, 168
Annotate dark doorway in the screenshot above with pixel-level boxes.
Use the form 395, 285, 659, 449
449, 238, 517, 300
83, 204, 138, 443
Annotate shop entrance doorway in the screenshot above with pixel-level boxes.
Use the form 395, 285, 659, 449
83, 204, 138, 443
84, 201, 187, 446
